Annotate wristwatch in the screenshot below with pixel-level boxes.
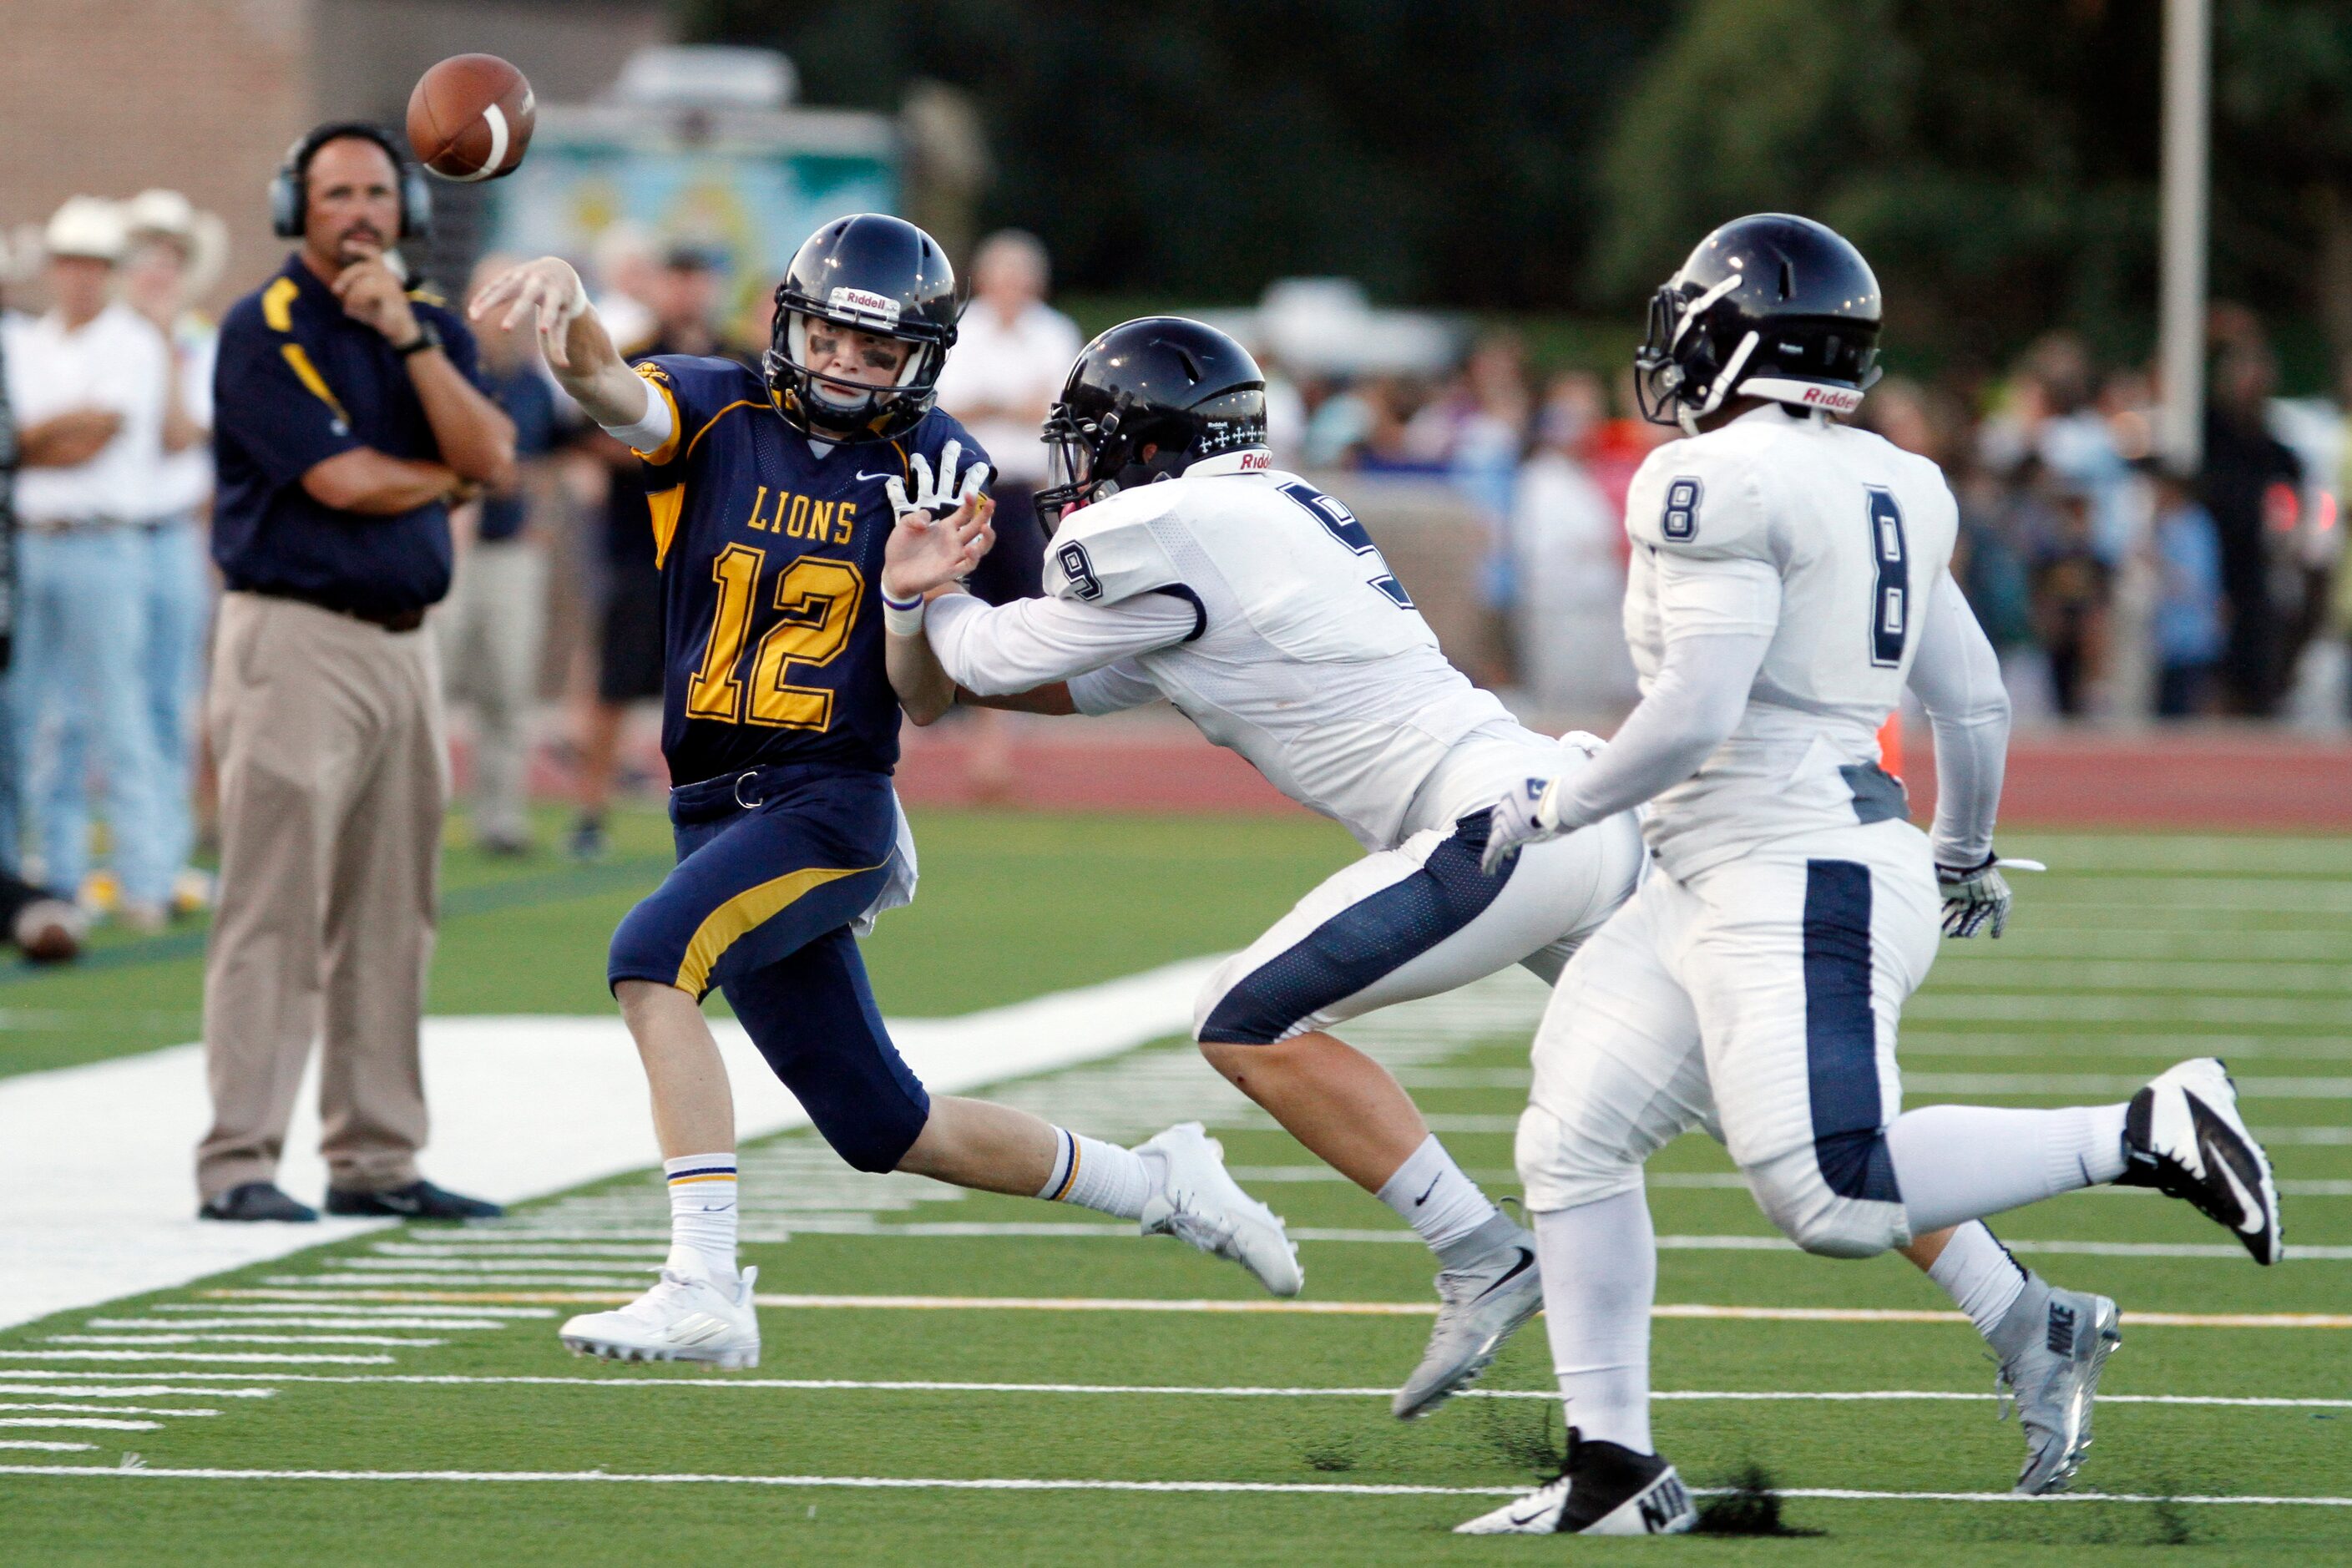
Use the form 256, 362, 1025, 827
394, 319, 443, 358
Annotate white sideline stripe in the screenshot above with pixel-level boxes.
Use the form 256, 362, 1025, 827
270, 1274, 648, 1290
0, 1351, 394, 1363
44, 1333, 444, 1348
204, 1289, 2352, 1328
0, 1404, 220, 1416
3, 1464, 2350, 1508
0, 1442, 93, 1452
9, 1373, 2331, 1411
89, 1318, 508, 1332
0, 957, 1222, 1330
148, 1302, 554, 1319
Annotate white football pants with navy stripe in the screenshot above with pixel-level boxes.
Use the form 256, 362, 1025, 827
1516, 817, 1941, 1258
1193, 807, 1647, 1047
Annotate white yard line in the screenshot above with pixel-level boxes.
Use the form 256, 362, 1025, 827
146, 1303, 552, 1319
86, 1318, 508, 1332
0, 958, 1222, 1332
0, 1442, 92, 1452
0, 1350, 395, 1364
198, 1288, 2352, 1328
43, 1334, 445, 1348
0, 1417, 161, 1430
3, 1464, 2349, 1507
3, 1373, 2334, 1411
0, 1403, 218, 1416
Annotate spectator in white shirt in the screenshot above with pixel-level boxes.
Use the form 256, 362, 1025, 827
3, 197, 183, 927
929, 231, 1082, 796
90, 190, 219, 916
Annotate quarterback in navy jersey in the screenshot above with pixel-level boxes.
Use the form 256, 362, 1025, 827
470, 215, 1299, 1372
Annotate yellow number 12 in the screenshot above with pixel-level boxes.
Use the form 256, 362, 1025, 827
684, 544, 862, 730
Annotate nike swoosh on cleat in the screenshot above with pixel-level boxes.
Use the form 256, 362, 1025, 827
1472, 1248, 1536, 1302
2213, 1156, 2265, 1234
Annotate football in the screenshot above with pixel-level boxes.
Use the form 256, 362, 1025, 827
405, 53, 535, 181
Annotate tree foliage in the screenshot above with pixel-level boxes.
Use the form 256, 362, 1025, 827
1596, 0, 2352, 377
682, 0, 1672, 306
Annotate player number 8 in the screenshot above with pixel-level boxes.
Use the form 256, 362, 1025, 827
1662, 477, 1702, 541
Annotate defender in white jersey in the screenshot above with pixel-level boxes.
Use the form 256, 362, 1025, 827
881, 318, 1646, 1418
1459, 216, 2283, 1537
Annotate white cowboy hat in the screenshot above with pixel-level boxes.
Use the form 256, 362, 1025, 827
122, 188, 230, 297
43, 195, 127, 264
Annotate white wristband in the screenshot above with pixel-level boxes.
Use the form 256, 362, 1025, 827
882, 591, 926, 637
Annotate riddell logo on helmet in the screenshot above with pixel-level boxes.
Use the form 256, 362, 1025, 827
829, 286, 903, 323
1800, 385, 1863, 412
1239, 451, 1270, 471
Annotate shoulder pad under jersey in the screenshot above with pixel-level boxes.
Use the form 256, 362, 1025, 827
1623, 432, 1778, 564
1044, 483, 1187, 605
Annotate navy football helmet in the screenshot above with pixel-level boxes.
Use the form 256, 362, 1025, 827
1634, 213, 1882, 432
765, 214, 959, 443
1035, 316, 1268, 531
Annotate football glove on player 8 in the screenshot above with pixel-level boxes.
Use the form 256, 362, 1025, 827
883, 439, 991, 523
1937, 854, 2046, 938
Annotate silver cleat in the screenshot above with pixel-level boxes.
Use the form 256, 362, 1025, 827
1392, 1225, 1543, 1419
1991, 1278, 2122, 1495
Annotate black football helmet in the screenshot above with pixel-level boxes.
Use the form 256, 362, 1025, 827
1035, 316, 1268, 531
765, 213, 959, 443
1634, 213, 1883, 432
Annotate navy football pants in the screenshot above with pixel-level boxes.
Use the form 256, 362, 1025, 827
607, 765, 931, 1172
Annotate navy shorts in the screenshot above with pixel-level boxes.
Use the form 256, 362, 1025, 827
607, 764, 931, 1171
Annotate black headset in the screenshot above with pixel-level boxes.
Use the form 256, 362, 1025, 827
269, 121, 432, 240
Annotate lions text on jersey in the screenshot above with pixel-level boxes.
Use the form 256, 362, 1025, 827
630, 354, 990, 787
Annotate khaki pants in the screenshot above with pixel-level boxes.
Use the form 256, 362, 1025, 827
435, 536, 548, 845
195, 592, 448, 1200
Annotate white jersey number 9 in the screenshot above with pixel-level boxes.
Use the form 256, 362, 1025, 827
1867, 486, 1909, 667
1279, 481, 1414, 609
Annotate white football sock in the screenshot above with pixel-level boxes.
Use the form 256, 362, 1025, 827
1887, 1104, 2130, 1232
1924, 1221, 2030, 1339
1378, 1134, 1504, 1262
664, 1152, 739, 1282
1535, 1189, 1657, 1454
1037, 1127, 1153, 1220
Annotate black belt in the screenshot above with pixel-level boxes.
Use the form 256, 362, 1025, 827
249, 586, 427, 634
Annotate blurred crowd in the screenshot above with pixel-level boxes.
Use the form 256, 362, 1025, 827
3, 186, 2348, 948
1283, 319, 2352, 728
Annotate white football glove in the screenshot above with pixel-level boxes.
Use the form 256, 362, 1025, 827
1478, 776, 1560, 876
883, 439, 992, 523
1936, 853, 2046, 938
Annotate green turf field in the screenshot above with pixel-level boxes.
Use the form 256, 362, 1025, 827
2, 818, 2347, 1564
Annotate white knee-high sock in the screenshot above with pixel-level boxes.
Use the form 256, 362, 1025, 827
1886, 1104, 2129, 1233
1377, 1135, 1505, 1262
664, 1152, 739, 1282
1535, 1190, 1657, 1454
1923, 1221, 2030, 1338
1035, 1127, 1155, 1220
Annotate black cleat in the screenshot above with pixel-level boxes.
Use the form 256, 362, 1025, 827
324, 1179, 503, 1222
199, 1182, 319, 1222
2117, 1058, 2282, 1264
1455, 1429, 1698, 1535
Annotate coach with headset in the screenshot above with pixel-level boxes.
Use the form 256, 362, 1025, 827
195, 123, 513, 1222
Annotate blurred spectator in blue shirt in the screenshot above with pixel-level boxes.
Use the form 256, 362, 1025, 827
2147, 463, 2227, 719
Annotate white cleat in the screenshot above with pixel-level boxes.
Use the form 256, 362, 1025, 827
2119, 1058, 2283, 1265
1137, 1122, 1303, 1297
1455, 1430, 1697, 1535
559, 1263, 761, 1368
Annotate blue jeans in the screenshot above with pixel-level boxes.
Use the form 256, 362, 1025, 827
13, 527, 170, 904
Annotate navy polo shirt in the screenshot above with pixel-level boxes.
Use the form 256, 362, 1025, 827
211, 253, 483, 619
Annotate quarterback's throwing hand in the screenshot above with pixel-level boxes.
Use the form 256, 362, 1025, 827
1478, 777, 1557, 876
884, 439, 992, 523
1937, 853, 2045, 938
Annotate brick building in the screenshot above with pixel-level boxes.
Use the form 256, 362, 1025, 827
0, 0, 666, 314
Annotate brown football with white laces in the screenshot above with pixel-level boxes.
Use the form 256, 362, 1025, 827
406, 54, 535, 182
